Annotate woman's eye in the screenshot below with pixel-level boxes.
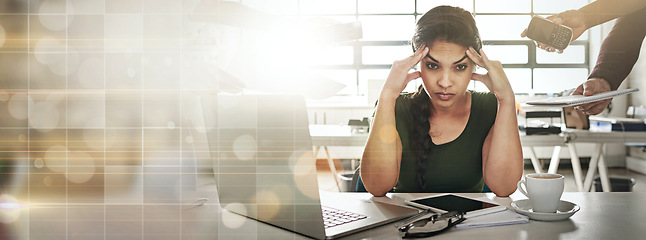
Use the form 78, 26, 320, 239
426, 62, 439, 69
456, 64, 467, 71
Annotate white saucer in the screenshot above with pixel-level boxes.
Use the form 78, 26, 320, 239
511, 199, 580, 221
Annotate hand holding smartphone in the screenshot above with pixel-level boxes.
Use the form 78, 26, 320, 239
525, 16, 573, 51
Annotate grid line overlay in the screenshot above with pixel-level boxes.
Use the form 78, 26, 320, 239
0, 0, 591, 239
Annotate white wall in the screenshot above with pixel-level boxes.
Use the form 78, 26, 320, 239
625, 16, 646, 162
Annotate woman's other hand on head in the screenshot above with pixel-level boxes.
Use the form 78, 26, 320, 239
466, 47, 514, 101
381, 46, 429, 101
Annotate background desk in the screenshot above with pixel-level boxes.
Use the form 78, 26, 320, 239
561, 129, 646, 192
4, 192, 645, 239
310, 125, 646, 192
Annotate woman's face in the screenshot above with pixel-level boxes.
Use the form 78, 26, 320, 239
420, 40, 476, 109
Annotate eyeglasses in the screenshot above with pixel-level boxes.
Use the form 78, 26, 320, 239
396, 210, 465, 238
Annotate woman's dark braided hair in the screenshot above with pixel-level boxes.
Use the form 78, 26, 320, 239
409, 6, 482, 191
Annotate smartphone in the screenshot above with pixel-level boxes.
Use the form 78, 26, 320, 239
405, 194, 506, 218
526, 16, 573, 50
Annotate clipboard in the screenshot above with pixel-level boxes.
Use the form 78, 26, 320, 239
526, 88, 639, 107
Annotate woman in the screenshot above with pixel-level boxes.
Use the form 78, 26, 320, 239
360, 6, 523, 197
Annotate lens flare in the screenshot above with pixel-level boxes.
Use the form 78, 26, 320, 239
0, 194, 21, 224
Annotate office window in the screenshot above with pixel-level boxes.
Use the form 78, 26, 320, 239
295, 0, 590, 96
358, 16, 415, 41
482, 45, 528, 64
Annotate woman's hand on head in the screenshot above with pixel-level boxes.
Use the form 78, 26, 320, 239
466, 47, 514, 101
380, 46, 429, 101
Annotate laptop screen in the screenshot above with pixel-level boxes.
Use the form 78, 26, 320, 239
201, 94, 326, 239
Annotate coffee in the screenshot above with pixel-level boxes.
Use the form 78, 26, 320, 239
531, 176, 561, 179
517, 173, 565, 213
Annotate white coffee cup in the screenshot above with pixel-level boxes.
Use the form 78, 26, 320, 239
517, 173, 564, 213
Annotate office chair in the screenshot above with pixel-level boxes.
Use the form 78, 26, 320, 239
482, 183, 492, 193
350, 167, 367, 192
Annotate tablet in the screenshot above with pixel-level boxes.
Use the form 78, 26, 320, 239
405, 194, 506, 218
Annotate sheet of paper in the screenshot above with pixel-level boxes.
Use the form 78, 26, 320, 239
455, 209, 529, 229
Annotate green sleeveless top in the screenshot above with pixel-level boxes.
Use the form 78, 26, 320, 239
393, 91, 498, 193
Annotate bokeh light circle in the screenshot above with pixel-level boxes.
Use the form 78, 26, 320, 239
75, 57, 103, 88
0, 24, 5, 47
232, 135, 256, 161
44, 145, 67, 172
34, 158, 45, 169
66, 151, 95, 184
38, 0, 75, 31
7, 93, 30, 120
253, 190, 281, 220
29, 102, 60, 131
221, 203, 247, 229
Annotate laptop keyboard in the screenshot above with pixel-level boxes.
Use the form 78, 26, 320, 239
322, 206, 368, 229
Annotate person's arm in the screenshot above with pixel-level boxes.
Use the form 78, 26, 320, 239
522, 0, 646, 53
466, 47, 523, 197
578, 0, 646, 28
360, 46, 428, 197
572, 7, 646, 115
588, 7, 646, 91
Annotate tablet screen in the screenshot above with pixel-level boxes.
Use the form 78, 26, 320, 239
409, 194, 499, 213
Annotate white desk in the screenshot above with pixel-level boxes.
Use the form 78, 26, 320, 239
560, 129, 646, 192
9, 192, 641, 239
354, 192, 646, 240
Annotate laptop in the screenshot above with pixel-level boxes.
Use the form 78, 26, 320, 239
200, 94, 418, 239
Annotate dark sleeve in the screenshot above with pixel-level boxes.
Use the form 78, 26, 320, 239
588, 7, 646, 90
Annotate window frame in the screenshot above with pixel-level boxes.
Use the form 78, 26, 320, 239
298, 1, 590, 96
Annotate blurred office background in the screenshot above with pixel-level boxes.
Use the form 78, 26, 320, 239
0, 0, 645, 228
